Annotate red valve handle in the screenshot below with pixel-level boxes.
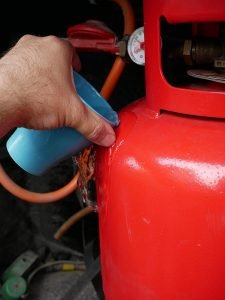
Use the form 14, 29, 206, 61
67, 20, 119, 55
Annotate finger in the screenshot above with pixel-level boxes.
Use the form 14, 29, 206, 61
72, 51, 82, 71
65, 95, 116, 147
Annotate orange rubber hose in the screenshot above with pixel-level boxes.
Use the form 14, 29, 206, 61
54, 206, 94, 240
0, 164, 79, 204
0, 0, 135, 203
100, 0, 135, 99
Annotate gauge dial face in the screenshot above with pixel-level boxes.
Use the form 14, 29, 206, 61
127, 27, 145, 65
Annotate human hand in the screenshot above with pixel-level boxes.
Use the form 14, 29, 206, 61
0, 35, 116, 146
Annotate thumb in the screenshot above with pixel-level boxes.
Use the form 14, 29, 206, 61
65, 95, 116, 147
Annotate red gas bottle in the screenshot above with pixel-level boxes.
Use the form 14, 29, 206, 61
95, 0, 225, 299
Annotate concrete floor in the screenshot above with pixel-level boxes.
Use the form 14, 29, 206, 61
29, 271, 99, 300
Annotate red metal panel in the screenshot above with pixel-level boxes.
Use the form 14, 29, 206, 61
96, 99, 225, 299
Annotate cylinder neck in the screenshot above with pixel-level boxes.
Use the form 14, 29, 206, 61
144, 0, 225, 118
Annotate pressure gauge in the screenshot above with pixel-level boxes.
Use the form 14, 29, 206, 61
127, 27, 145, 66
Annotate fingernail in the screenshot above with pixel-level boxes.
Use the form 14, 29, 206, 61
100, 133, 116, 147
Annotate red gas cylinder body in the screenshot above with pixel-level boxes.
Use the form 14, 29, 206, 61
95, 0, 225, 299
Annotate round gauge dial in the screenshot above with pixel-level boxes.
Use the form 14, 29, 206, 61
127, 27, 145, 65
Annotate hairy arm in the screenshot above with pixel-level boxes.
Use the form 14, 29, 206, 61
0, 65, 24, 137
